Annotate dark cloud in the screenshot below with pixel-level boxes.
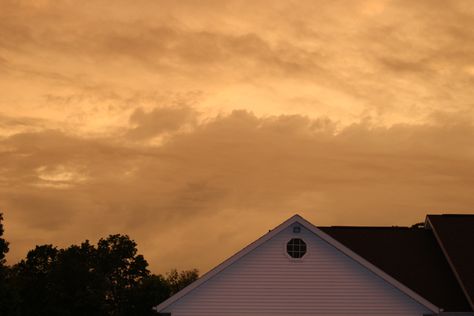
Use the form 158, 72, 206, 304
0, 1, 320, 78
0, 114, 47, 131
377, 57, 432, 74
127, 106, 197, 140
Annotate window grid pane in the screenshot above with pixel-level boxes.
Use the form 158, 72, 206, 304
287, 238, 306, 258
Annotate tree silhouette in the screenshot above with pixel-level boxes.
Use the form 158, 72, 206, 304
96, 234, 150, 315
0, 215, 199, 316
0, 213, 12, 315
165, 268, 199, 295
120, 274, 170, 316
12, 245, 60, 315
0, 213, 8, 266
49, 242, 105, 315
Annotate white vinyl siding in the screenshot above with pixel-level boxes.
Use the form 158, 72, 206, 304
162, 222, 432, 316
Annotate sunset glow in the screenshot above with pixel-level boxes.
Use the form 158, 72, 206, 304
1, 0, 474, 273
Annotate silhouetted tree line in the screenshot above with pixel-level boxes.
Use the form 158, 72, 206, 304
0, 213, 198, 315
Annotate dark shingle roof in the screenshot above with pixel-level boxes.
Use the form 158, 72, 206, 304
427, 214, 474, 310
319, 225, 472, 312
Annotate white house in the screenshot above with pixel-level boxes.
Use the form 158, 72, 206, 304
154, 214, 474, 316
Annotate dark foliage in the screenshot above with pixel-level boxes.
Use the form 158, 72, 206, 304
0, 213, 12, 315
0, 213, 8, 266
165, 268, 200, 295
0, 214, 199, 315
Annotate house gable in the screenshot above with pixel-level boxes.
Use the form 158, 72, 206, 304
156, 215, 439, 316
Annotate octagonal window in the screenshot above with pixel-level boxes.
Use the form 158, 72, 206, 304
287, 238, 306, 259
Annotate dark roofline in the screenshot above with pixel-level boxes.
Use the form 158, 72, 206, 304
437, 214, 474, 217
323, 214, 474, 311
323, 226, 414, 230
426, 215, 474, 311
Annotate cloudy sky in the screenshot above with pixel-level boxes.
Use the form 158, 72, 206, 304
1, 0, 474, 273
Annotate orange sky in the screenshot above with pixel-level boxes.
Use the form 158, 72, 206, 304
1, 0, 474, 273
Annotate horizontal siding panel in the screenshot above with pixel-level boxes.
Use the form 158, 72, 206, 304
164, 223, 432, 316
